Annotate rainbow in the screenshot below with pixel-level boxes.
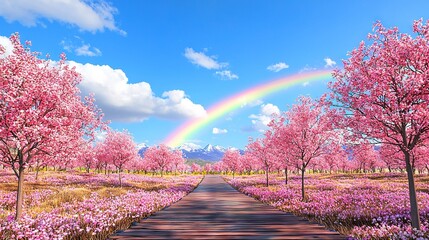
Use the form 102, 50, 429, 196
164, 69, 333, 147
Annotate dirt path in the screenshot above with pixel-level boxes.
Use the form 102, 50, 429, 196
109, 175, 344, 239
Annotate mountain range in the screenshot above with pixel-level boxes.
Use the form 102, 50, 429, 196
138, 143, 244, 162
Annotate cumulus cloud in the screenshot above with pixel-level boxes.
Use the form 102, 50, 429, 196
0, 0, 125, 34
324, 57, 337, 67
215, 70, 238, 80
1, 35, 203, 122
68, 61, 206, 122
0, 36, 13, 58
267, 62, 289, 72
184, 48, 225, 70
212, 128, 228, 135
249, 103, 280, 132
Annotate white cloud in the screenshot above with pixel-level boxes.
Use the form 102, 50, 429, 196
0, 35, 203, 122
212, 128, 228, 135
267, 62, 289, 72
249, 103, 280, 132
302, 81, 310, 87
240, 99, 263, 108
75, 44, 102, 57
95, 130, 107, 142
299, 65, 317, 73
60, 38, 102, 57
68, 61, 206, 122
215, 70, 238, 80
184, 48, 225, 70
0, 36, 13, 58
324, 57, 337, 67
0, 0, 125, 34
184, 48, 239, 80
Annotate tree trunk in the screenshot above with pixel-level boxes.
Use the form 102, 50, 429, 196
404, 151, 421, 230
265, 168, 269, 187
118, 169, 122, 187
301, 166, 305, 202
284, 167, 288, 185
15, 167, 25, 220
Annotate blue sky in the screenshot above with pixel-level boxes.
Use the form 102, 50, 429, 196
1, 0, 429, 149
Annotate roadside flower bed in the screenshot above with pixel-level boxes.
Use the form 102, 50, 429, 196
0, 171, 202, 239
225, 173, 429, 239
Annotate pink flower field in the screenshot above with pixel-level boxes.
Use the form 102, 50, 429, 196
0, 170, 202, 239
225, 173, 429, 239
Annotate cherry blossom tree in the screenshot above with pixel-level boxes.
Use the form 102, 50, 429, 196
0, 34, 104, 220
330, 20, 429, 229
221, 149, 242, 178
323, 144, 347, 174
284, 96, 336, 201
203, 163, 213, 174
76, 140, 96, 173
190, 163, 202, 174
247, 134, 276, 187
170, 149, 185, 175
379, 143, 405, 172
95, 143, 109, 174
268, 116, 295, 184
99, 130, 137, 187
144, 145, 173, 177
212, 161, 225, 173
240, 152, 256, 175
351, 141, 380, 173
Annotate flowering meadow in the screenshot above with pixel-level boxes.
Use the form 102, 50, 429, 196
0, 170, 202, 239
226, 173, 429, 239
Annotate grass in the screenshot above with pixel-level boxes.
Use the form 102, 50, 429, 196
0, 170, 181, 218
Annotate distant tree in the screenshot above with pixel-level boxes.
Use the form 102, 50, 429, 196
171, 149, 185, 175
190, 163, 202, 173
323, 144, 347, 174
221, 149, 242, 178
351, 141, 380, 173
268, 116, 294, 184
284, 96, 336, 201
77, 140, 96, 173
144, 145, 173, 177
99, 130, 137, 187
240, 152, 256, 175
379, 143, 404, 172
247, 135, 276, 187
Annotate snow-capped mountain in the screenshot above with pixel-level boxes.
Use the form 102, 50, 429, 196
178, 143, 202, 152
136, 143, 148, 150
138, 144, 243, 162
137, 143, 148, 156
182, 144, 226, 161
203, 144, 225, 152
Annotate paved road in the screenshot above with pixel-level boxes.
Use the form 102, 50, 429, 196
109, 175, 344, 239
